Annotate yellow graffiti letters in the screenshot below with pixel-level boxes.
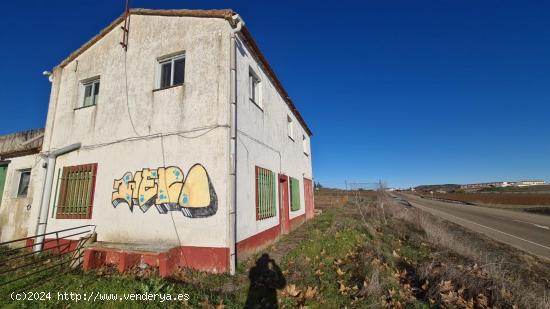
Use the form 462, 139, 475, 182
156, 167, 184, 204
111, 164, 217, 218
111, 172, 136, 209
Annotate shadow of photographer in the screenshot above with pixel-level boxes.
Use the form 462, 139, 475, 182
244, 253, 286, 309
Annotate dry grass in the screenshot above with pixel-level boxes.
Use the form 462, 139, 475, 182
345, 189, 550, 308
314, 189, 349, 208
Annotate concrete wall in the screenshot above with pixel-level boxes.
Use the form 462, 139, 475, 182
38, 15, 233, 250
0, 154, 43, 242
235, 37, 313, 243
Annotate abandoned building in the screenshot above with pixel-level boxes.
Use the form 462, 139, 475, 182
0, 9, 313, 276
0, 129, 45, 243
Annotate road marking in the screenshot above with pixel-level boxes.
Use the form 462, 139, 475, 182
409, 201, 550, 252
513, 219, 550, 230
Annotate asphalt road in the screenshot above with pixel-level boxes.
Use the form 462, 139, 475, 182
396, 193, 550, 260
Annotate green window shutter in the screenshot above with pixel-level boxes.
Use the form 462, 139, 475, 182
256, 167, 276, 220
290, 177, 300, 211
56, 163, 97, 219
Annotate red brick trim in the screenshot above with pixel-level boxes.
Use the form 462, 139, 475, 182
290, 213, 306, 231
303, 177, 314, 219
236, 224, 281, 256
25, 238, 80, 253
83, 246, 230, 277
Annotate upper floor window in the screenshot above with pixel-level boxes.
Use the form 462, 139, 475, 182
249, 69, 261, 108
17, 169, 31, 197
158, 53, 185, 89
303, 135, 309, 156
80, 78, 100, 108
287, 116, 294, 141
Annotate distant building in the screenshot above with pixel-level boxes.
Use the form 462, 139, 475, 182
460, 180, 546, 190
513, 180, 546, 187
460, 181, 512, 190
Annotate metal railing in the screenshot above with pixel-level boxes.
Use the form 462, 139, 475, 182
0, 225, 95, 292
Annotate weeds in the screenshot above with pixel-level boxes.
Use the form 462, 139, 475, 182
349, 190, 550, 308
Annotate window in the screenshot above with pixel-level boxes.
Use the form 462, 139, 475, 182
249, 69, 261, 107
56, 163, 97, 219
290, 177, 301, 211
255, 166, 276, 220
287, 116, 294, 140
158, 54, 185, 89
80, 78, 100, 107
303, 135, 309, 155
17, 170, 31, 197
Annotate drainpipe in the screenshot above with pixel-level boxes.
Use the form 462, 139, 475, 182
229, 14, 244, 275
33, 143, 81, 252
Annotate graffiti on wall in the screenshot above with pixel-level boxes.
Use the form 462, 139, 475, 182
111, 164, 217, 218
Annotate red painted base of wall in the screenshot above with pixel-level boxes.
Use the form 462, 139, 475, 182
236, 224, 281, 255
83, 246, 229, 277
289, 214, 306, 231
25, 238, 80, 253
236, 212, 309, 258
26, 214, 310, 276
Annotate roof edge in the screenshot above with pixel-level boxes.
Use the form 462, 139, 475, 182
55, 8, 312, 136
0, 147, 41, 160
58, 9, 235, 69
239, 27, 312, 136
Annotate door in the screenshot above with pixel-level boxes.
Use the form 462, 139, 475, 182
0, 165, 7, 205
304, 178, 314, 219
278, 174, 290, 234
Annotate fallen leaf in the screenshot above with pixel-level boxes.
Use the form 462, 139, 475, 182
199, 299, 211, 309
421, 280, 429, 290
477, 294, 488, 307
285, 284, 301, 297
438, 280, 453, 293
338, 281, 348, 295
304, 286, 317, 299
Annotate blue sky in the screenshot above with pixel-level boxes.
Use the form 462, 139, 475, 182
0, 1, 549, 188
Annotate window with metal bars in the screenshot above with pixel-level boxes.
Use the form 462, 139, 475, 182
255, 166, 276, 220
55, 163, 97, 219
290, 177, 301, 211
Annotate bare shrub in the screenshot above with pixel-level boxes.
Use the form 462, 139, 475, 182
365, 268, 382, 298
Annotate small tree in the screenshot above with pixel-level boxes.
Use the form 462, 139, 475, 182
377, 180, 388, 224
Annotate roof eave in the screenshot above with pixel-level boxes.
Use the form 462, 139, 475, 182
55, 8, 312, 136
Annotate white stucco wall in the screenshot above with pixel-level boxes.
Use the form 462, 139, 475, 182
38, 15, 233, 249
235, 37, 313, 242
35, 13, 312, 252
0, 154, 44, 242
